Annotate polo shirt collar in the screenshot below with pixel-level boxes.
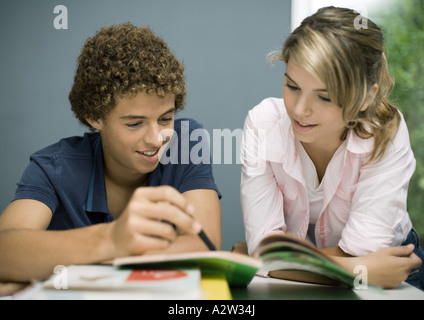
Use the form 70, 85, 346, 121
148, 164, 162, 186
83, 134, 164, 215
83, 135, 110, 215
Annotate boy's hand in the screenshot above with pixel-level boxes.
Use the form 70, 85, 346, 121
109, 186, 202, 257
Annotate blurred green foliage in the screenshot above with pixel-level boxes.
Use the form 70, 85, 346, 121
376, 0, 424, 245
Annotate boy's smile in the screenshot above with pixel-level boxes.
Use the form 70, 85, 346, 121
88, 92, 176, 185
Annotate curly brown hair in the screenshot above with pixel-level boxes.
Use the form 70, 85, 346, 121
69, 22, 186, 130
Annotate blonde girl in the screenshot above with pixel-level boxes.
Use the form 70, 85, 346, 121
241, 7, 423, 289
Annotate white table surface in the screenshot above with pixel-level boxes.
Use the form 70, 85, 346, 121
231, 275, 424, 300
4, 274, 424, 300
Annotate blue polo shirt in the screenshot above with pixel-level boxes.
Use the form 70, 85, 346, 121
13, 118, 220, 230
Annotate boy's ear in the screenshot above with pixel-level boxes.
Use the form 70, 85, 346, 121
86, 118, 103, 131
360, 84, 379, 112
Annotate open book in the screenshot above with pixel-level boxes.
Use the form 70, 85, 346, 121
114, 251, 261, 287
114, 233, 359, 289
251, 233, 358, 288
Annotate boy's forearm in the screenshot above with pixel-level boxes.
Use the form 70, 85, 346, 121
0, 224, 113, 282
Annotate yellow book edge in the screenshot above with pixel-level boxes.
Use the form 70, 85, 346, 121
201, 273, 232, 300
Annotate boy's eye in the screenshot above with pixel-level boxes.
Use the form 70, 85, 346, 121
159, 117, 173, 124
126, 122, 143, 128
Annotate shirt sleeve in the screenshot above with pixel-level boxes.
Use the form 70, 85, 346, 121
240, 111, 286, 255
339, 116, 415, 256
13, 153, 59, 213
178, 165, 221, 197
175, 119, 221, 198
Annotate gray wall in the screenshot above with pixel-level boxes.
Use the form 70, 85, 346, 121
0, 0, 291, 250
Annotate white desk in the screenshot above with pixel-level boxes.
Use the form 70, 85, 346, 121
7, 275, 424, 300
230, 276, 424, 300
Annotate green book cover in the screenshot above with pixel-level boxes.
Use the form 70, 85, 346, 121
114, 251, 261, 287
114, 233, 372, 289
253, 233, 359, 288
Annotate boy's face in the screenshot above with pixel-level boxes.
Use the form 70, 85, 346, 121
89, 92, 175, 182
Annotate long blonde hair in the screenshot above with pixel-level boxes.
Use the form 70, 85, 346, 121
271, 6, 400, 162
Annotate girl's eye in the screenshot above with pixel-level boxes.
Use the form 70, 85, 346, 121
285, 83, 300, 91
319, 96, 331, 103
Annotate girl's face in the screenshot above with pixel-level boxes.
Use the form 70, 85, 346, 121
89, 92, 175, 182
283, 59, 346, 152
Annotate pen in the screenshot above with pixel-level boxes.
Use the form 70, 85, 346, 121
161, 220, 216, 251
198, 229, 216, 251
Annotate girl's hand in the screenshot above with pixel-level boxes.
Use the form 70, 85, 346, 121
338, 245, 422, 289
